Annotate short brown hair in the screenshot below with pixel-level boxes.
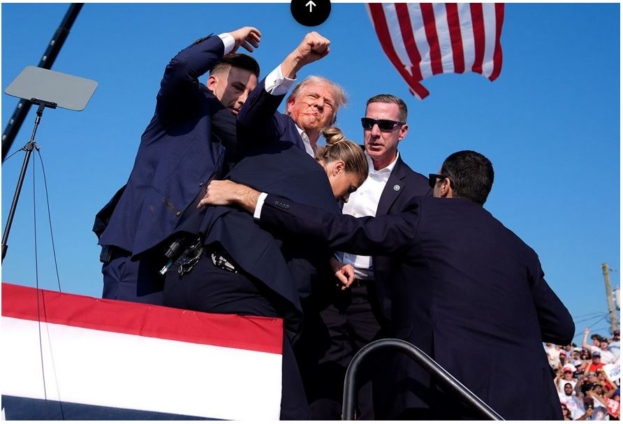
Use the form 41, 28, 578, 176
210, 53, 260, 78
366, 94, 408, 123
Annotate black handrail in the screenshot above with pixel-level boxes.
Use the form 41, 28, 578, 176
341, 338, 504, 420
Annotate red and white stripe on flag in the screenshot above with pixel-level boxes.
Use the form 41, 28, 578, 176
1, 282, 283, 420
366, 3, 504, 99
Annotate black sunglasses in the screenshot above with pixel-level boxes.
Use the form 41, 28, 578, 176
428, 173, 454, 189
361, 117, 404, 132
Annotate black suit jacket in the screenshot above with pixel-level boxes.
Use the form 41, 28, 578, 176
235, 79, 306, 153
368, 155, 430, 324
94, 35, 232, 259
258, 194, 575, 420
170, 142, 340, 337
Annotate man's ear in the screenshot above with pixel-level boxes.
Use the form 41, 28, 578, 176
286, 97, 296, 116
439, 178, 452, 198
398, 123, 408, 141
207, 75, 217, 91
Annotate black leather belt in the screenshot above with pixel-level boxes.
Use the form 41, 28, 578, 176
175, 241, 237, 277
351, 278, 374, 288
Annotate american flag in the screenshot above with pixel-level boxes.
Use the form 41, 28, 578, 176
366, 3, 505, 99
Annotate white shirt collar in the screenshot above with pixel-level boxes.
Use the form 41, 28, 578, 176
297, 125, 315, 157
367, 151, 399, 176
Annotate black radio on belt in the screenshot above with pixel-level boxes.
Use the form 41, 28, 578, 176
159, 234, 199, 275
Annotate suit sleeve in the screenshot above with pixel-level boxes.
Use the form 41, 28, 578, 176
236, 79, 289, 153
156, 35, 225, 123
260, 194, 420, 257
209, 105, 237, 152
528, 258, 575, 345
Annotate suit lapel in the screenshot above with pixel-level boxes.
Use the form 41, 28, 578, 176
377, 157, 407, 216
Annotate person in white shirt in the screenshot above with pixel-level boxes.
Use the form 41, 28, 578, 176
545, 342, 563, 370
302, 94, 432, 420
559, 382, 585, 420
583, 328, 617, 365
556, 365, 579, 393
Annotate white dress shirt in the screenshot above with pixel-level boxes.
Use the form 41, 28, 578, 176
337, 153, 399, 280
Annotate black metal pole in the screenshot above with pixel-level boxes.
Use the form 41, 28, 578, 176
342, 338, 504, 420
2, 101, 56, 263
2, 3, 83, 162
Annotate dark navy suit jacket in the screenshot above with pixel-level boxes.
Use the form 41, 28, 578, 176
171, 142, 340, 337
369, 155, 430, 325
258, 194, 575, 420
94, 35, 232, 260
235, 79, 305, 152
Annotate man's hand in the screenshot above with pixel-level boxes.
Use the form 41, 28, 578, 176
281, 32, 330, 78
330, 257, 355, 290
294, 31, 330, 67
229, 27, 261, 53
198, 180, 260, 214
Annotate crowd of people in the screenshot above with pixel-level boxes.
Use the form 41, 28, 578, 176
549, 329, 620, 420
93, 25, 580, 420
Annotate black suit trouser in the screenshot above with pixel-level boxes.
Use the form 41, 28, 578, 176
305, 283, 391, 420
162, 253, 310, 420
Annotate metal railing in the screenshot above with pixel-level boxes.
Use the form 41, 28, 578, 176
342, 338, 504, 420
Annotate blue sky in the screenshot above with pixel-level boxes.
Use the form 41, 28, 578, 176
1, 2, 620, 346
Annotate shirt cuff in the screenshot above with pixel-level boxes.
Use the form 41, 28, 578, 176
218, 33, 236, 55
264, 65, 296, 96
253, 192, 268, 220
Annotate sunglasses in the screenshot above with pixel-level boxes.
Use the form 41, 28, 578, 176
428, 173, 455, 189
361, 117, 404, 132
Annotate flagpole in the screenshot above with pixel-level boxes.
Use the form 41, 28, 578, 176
2, 3, 83, 163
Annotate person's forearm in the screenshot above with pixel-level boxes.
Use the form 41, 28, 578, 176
278, 32, 330, 79
232, 185, 260, 213
280, 50, 305, 79
582, 330, 590, 349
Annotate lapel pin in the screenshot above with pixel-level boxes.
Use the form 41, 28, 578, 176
393, 185, 401, 191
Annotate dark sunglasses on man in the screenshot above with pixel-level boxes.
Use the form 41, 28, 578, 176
428, 173, 455, 189
361, 117, 404, 132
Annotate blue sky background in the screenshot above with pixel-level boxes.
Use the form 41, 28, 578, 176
1, 2, 620, 346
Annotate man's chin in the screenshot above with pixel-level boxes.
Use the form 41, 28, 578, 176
302, 119, 329, 132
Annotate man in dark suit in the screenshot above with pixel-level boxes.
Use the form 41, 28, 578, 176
236, 31, 347, 156
200, 149, 576, 420
92, 27, 261, 304
162, 130, 368, 420
163, 142, 342, 420
306, 94, 431, 419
